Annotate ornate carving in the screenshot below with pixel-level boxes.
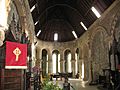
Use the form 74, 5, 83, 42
9, 14, 22, 42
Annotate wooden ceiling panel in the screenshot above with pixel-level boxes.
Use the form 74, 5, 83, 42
28, 0, 115, 42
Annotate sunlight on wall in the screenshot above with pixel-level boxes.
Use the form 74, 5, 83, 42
52, 53, 56, 73
0, 0, 7, 27
75, 53, 78, 74
58, 54, 60, 72
46, 54, 48, 73
68, 53, 71, 72
32, 43, 35, 67
82, 61, 84, 79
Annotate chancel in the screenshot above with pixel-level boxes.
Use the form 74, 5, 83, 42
1, 0, 120, 90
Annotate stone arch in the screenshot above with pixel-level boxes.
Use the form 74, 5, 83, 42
90, 26, 109, 41
111, 9, 120, 40
8, 0, 26, 32
52, 50, 60, 73
41, 49, 48, 76
12, 1, 25, 16
111, 9, 120, 68
41, 48, 50, 57
52, 49, 60, 53
41, 48, 49, 52
82, 44, 89, 81
90, 27, 109, 81
114, 17, 120, 41
63, 48, 71, 53
8, 0, 34, 43
64, 49, 72, 73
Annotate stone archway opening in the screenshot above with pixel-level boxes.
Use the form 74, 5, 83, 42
42, 49, 48, 77
91, 29, 109, 82
64, 49, 72, 73
75, 48, 79, 74
52, 50, 60, 74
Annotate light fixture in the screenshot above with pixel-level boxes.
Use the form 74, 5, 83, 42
34, 21, 38, 25
30, 5, 35, 12
36, 30, 41, 37
91, 6, 101, 18
72, 31, 78, 39
80, 22, 87, 30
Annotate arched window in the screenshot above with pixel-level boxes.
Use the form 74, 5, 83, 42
52, 50, 60, 73
64, 50, 71, 72
42, 49, 48, 76
75, 48, 79, 74
54, 33, 58, 41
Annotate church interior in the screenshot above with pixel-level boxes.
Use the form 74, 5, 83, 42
1, 0, 120, 90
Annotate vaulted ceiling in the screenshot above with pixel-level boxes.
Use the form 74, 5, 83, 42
28, 0, 115, 42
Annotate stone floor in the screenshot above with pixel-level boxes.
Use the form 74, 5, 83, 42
52, 78, 105, 90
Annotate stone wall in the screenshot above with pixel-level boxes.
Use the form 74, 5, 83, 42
0, 0, 35, 90
7, 0, 35, 66
35, 0, 120, 81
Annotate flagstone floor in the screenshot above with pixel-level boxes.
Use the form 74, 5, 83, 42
52, 78, 103, 90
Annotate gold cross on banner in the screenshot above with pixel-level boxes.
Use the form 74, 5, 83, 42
13, 47, 21, 61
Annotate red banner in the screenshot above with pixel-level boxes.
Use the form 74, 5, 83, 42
5, 41, 27, 69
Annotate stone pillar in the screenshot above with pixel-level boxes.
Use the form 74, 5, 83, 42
60, 59, 65, 73
0, 26, 5, 46
60, 51, 65, 73
71, 51, 76, 77
88, 42, 95, 82
79, 59, 82, 79
77, 60, 80, 78
88, 49, 92, 82
36, 48, 42, 68
48, 51, 52, 74
84, 60, 89, 81
71, 60, 76, 77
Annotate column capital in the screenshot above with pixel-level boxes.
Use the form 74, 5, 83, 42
71, 59, 76, 62
60, 59, 65, 62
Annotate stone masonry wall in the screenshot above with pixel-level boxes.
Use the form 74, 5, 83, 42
35, 0, 120, 81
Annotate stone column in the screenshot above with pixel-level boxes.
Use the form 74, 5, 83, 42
71, 51, 76, 77
48, 51, 52, 74
88, 42, 94, 82
84, 60, 89, 81
36, 48, 42, 68
0, 26, 5, 46
71, 60, 76, 77
88, 49, 92, 82
79, 59, 83, 79
60, 51, 65, 73
77, 60, 80, 78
